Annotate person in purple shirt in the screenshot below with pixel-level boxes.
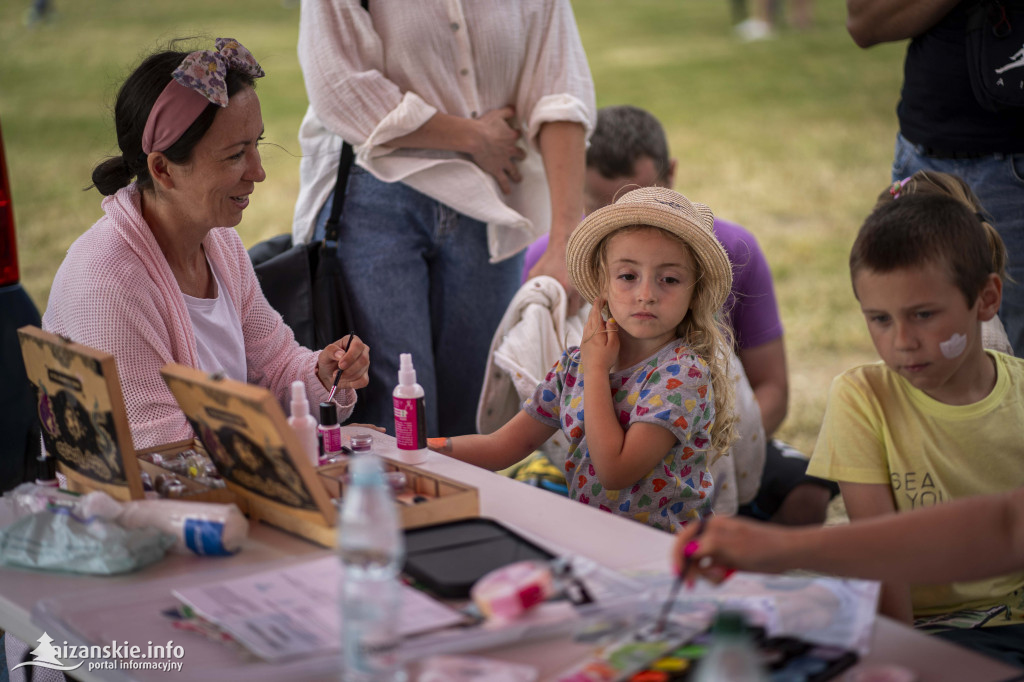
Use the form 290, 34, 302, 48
525, 105, 837, 524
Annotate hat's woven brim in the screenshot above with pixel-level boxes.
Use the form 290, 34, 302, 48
566, 189, 733, 311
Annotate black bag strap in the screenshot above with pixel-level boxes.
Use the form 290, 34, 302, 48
323, 0, 369, 243
323, 141, 354, 243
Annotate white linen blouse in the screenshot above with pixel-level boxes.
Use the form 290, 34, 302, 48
292, 0, 596, 262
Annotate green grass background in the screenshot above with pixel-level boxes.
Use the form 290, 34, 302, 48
0, 0, 899, 454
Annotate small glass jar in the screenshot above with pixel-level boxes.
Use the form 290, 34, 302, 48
349, 431, 374, 454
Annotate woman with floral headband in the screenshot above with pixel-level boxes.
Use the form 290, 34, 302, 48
41, 38, 370, 450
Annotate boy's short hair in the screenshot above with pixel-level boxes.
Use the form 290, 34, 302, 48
874, 170, 1008, 284
587, 105, 672, 183
850, 193, 998, 306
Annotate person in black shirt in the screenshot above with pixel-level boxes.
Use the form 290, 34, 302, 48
847, 0, 1024, 356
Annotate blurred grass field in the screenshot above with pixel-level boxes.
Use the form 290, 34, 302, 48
0, 0, 897, 455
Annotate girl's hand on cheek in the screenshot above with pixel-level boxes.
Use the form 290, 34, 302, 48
581, 298, 619, 374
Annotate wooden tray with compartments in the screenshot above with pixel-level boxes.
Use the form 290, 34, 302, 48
16, 326, 234, 505
160, 363, 478, 547
319, 457, 479, 535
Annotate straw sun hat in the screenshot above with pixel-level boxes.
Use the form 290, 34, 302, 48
566, 186, 733, 311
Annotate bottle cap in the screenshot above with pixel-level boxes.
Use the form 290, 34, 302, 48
711, 609, 747, 636
319, 402, 338, 426
349, 452, 384, 485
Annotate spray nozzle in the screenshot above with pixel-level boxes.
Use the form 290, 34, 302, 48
398, 353, 417, 386
290, 381, 310, 416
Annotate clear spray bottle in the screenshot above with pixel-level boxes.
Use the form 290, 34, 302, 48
287, 381, 319, 466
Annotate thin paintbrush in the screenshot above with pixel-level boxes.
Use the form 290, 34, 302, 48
652, 489, 717, 634
326, 333, 355, 402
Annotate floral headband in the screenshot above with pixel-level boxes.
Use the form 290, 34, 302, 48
141, 38, 265, 155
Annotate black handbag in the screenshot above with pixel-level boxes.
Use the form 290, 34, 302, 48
965, 0, 1024, 111
249, 139, 356, 350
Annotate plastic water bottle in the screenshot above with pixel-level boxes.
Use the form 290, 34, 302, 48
338, 453, 405, 682
692, 610, 768, 682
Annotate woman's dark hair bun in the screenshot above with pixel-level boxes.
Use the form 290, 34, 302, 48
90, 155, 135, 196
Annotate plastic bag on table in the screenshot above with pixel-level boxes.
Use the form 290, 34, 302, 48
0, 504, 175, 575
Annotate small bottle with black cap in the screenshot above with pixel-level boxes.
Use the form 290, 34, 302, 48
318, 402, 343, 462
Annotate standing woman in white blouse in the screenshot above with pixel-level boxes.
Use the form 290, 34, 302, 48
293, 1, 596, 436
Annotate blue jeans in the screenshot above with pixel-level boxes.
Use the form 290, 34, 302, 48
893, 133, 1024, 355
314, 168, 524, 436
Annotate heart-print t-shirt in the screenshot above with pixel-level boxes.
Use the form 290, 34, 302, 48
524, 339, 715, 532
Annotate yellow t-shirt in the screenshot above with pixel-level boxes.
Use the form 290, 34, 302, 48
809, 351, 1024, 625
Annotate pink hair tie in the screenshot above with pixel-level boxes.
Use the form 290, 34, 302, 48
889, 176, 912, 199
141, 37, 264, 155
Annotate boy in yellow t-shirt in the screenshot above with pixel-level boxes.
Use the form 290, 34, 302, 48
807, 172, 1024, 664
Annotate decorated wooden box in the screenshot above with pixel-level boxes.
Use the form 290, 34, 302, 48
16, 326, 235, 505
160, 364, 478, 547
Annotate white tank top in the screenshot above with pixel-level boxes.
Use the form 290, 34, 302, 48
182, 257, 247, 382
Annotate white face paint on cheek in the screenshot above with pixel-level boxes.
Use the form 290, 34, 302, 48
939, 332, 967, 359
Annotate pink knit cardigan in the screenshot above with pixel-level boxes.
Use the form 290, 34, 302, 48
42, 184, 355, 450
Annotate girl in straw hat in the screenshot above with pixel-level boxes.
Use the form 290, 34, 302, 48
429, 187, 737, 532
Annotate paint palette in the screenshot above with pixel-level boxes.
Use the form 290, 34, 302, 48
557, 622, 858, 682
554, 628, 695, 682
625, 627, 859, 682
